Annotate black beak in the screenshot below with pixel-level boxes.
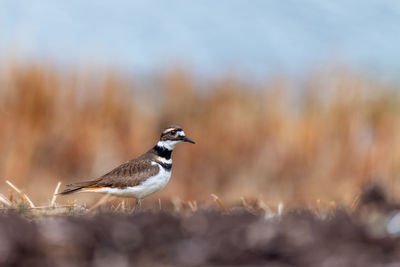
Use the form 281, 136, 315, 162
183, 137, 195, 144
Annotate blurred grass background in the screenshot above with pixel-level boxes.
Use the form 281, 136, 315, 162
0, 61, 400, 207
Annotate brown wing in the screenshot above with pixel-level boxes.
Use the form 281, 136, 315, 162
59, 158, 159, 194
88, 158, 159, 188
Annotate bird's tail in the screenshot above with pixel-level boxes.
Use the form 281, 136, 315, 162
57, 187, 84, 195
58, 180, 96, 195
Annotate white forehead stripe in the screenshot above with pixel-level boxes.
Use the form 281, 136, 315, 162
178, 130, 186, 137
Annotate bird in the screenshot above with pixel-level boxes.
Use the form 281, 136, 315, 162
59, 125, 195, 209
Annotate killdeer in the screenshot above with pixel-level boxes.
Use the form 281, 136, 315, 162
59, 125, 195, 208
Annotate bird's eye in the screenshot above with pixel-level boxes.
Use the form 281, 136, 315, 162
170, 130, 176, 135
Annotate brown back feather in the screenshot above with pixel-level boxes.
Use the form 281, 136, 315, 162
94, 157, 159, 188
61, 151, 160, 193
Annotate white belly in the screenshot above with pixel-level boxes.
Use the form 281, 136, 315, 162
85, 163, 172, 199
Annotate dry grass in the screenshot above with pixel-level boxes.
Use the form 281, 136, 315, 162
0, 178, 290, 219
0, 61, 400, 209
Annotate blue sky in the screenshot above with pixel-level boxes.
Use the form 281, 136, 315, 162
1, 0, 400, 78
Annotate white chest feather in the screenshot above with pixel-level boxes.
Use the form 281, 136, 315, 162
132, 162, 172, 198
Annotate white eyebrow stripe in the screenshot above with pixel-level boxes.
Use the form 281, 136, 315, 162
163, 128, 175, 133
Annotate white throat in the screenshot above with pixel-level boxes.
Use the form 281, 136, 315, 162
157, 140, 180, 150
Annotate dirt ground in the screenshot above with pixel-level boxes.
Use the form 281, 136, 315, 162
0, 206, 399, 267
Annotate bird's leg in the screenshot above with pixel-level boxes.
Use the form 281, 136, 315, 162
121, 200, 125, 211
134, 198, 142, 212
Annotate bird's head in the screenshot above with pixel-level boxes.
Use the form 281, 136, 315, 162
157, 125, 195, 150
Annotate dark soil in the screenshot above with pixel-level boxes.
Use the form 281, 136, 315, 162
0, 208, 400, 267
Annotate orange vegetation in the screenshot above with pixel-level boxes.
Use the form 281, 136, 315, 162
0, 62, 399, 207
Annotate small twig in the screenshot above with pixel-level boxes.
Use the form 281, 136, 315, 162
8, 189, 13, 203
211, 194, 227, 211
257, 199, 274, 220
88, 194, 111, 212
351, 195, 360, 211
172, 197, 182, 213
26, 204, 76, 210
187, 200, 197, 212
0, 193, 12, 207
277, 202, 284, 217
113, 202, 122, 212
158, 198, 162, 210
257, 198, 268, 211
6, 180, 22, 194
50, 182, 62, 207
240, 197, 249, 208
6, 180, 35, 208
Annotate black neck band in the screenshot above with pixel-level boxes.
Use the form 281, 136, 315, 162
158, 162, 172, 170
153, 145, 172, 159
